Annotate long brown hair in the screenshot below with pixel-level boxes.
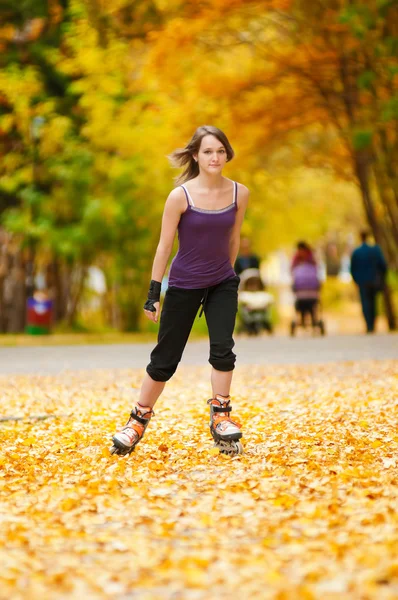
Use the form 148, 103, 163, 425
169, 125, 235, 185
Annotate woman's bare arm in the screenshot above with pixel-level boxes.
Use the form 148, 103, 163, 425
144, 187, 186, 323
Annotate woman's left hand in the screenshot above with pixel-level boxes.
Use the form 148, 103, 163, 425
144, 301, 160, 323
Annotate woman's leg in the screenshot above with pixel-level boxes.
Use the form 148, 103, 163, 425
138, 375, 166, 410
311, 300, 318, 326
204, 277, 243, 452
146, 286, 203, 385
112, 287, 203, 455
205, 276, 239, 397
211, 369, 233, 399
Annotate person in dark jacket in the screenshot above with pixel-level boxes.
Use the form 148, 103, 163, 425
234, 238, 260, 275
350, 231, 387, 333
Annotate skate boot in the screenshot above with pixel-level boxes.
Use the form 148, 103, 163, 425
207, 395, 243, 455
110, 404, 154, 456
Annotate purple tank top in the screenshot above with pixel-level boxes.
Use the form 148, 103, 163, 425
168, 182, 238, 289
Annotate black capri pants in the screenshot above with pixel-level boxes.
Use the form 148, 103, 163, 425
147, 275, 240, 382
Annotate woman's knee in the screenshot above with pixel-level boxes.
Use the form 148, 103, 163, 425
209, 343, 236, 371
146, 363, 177, 382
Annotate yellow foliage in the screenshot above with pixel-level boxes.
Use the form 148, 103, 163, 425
0, 360, 397, 598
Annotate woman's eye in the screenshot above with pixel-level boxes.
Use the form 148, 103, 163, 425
219, 149, 225, 154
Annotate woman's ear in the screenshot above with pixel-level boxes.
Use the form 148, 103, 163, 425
193, 154, 198, 163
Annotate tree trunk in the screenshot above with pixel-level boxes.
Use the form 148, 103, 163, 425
354, 151, 397, 331
47, 258, 68, 323
117, 273, 150, 332
110, 281, 120, 330
8, 260, 26, 333
382, 285, 396, 332
0, 275, 5, 332
0, 245, 6, 332
372, 162, 398, 266
354, 151, 382, 240
65, 265, 87, 327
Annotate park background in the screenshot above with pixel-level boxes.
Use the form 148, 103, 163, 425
0, 0, 397, 339
1, 3, 398, 600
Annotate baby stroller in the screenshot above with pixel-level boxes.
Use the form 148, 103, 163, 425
290, 262, 325, 336
238, 268, 274, 335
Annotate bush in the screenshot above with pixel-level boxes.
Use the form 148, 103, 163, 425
320, 278, 357, 311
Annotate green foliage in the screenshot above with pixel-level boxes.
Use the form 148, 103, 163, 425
0, 0, 396, 331
0, 0, 48, 22
357, 71, 376, 90
352, 129, 373, 151
381, 96, 398, 121
338, 4, 375, 38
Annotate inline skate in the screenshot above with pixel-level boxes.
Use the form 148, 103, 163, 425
110, 404, 154, 456
208, 395, 243, 456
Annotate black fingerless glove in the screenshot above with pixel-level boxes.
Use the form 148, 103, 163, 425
143, 280, 161, 312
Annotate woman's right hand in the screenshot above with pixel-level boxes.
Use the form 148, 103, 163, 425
144, 301, 160, 324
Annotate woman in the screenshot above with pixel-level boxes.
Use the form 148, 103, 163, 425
111, 125, 249, 456
291, 241, 321, 329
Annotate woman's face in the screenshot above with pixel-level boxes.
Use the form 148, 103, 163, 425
195, 135, 227, 174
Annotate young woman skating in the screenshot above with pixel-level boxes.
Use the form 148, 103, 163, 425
111, 125, 249, 456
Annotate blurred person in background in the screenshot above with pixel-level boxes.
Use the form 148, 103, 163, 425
234, 237, 260, 275
291, 241, 317, 270
290, 242, 324, 335
111, 125, 249, 457
350, 231, 387, 333
238, 268, 274, 335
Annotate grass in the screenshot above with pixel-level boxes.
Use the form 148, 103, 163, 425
0, 331, 159, 347
0, 314, 210, 347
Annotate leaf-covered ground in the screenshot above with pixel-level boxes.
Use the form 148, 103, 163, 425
1, 361, 397, 599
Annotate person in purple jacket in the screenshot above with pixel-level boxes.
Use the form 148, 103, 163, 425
111, 126, 249, 456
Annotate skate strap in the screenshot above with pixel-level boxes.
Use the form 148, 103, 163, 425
212, 413, 241, 428
130, 408, 153, 425
212, 404, 232, 413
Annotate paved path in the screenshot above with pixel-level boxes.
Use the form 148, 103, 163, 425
0, 334, 397, 375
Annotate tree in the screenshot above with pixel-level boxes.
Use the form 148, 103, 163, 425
145, 0, 397, 328
0, 0, 173, 331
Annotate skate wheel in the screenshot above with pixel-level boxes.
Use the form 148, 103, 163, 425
109, 444, 133, 457
215, 440, 244, 456
234, 441, 244, 455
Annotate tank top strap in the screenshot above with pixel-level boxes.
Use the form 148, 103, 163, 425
180, 184, 194, 207
181, 182, 237, 209
233, 181, 238, 208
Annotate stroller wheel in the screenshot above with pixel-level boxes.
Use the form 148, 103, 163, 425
253, 323, 261, 336
290, 321, 296, 337
264, 322, 273, 335
319, 320, 326, 336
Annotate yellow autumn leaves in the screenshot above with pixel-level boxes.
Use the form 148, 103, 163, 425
0, 361, 397, 599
